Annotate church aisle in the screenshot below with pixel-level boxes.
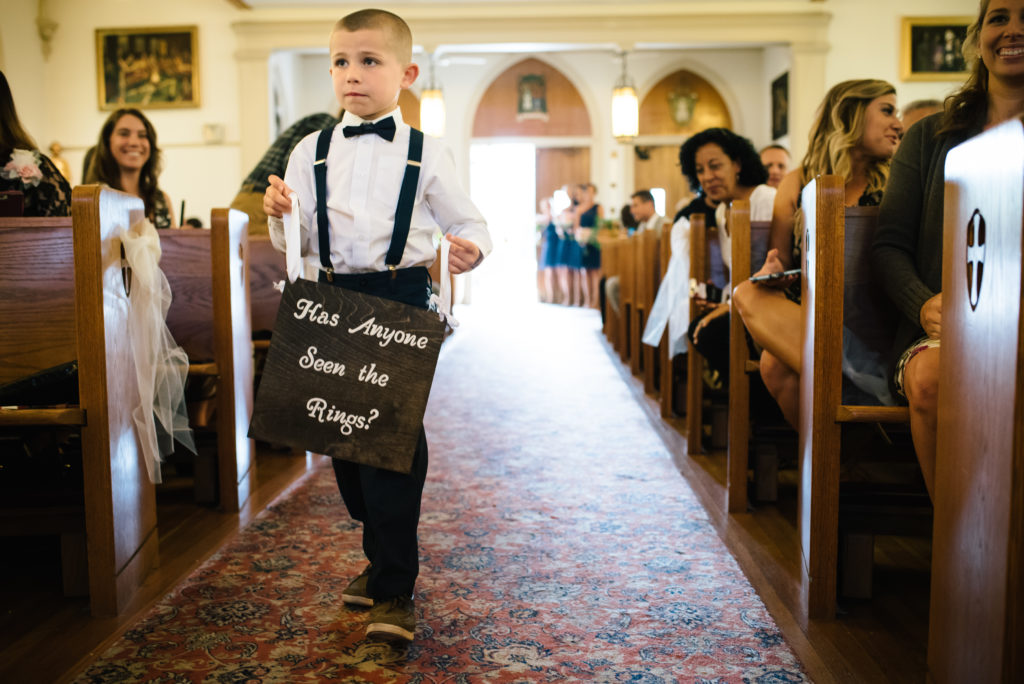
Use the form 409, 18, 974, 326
74, 303, 808, 682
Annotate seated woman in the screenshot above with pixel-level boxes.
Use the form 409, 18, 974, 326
0, 70, 71, 217
683, 128, 775, 384
643, 128, 771, 372
85, 108, 175, 229
732, 79, 903, 428
873, 0, 1024, 500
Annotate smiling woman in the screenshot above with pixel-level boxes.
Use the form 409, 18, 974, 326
873, 0, 1024, 500
732, 79, 901, 428
84, 107, 175, 228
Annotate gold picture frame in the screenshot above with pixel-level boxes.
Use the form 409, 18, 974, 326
900, 16, 972, 82
95, 26, 199, 110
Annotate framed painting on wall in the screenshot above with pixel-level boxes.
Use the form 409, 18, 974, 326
95, 26, 199, 110
771, 72, 788, 141
516, 74, 548, 121
900, 16, 971, 81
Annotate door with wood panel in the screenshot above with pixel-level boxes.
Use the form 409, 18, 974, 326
536, 147, 591, 208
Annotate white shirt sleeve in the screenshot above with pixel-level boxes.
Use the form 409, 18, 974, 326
422, 139, 492, 260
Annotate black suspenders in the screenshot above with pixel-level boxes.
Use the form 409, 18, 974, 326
313, 123, 424, 281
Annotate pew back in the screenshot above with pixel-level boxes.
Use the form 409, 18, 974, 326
638, 227, 661, 391
658, 225, 674, 418
686, 213, 707, 455
725, 200, 772, 512
160, 211, 254, 511
932, 116, 1024, 683
798, 175, 845, 619
799, 175, 916, 619
249, 236, 285, 336
0, 217, 76, 386
618, 236, 636, 363
73, 185, 157, 617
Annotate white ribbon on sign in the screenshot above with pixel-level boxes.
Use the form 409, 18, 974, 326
429, 237, 459, 329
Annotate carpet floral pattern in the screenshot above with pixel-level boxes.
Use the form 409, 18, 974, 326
77, 305, 809, 683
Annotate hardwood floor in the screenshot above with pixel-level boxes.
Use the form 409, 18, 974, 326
614, 354, 932, 684
0, 445, 315, 684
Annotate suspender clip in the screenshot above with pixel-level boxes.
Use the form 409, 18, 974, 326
388, 264, 397, 279
407, 160, 421, 167
325, 266, 334, 282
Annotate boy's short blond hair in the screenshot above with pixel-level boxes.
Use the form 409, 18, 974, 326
333, 9, 413, 63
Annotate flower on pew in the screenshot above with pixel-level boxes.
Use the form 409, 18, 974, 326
1, 149, 44, 187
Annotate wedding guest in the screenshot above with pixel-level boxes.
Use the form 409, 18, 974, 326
733, 79, 902, 428
873, 0, 1024, 499
759, 144, 790, 188
0, 70, 71, 217
85, 108, 175, 228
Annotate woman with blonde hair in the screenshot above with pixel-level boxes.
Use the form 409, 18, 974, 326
732, 78, 903, 428
85, 107, 175, 228
873, 0, 1024, 500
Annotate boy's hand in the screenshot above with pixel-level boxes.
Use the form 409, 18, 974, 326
263, 175, 294, 218
445, 234, 483, 274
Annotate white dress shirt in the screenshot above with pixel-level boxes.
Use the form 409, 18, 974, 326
636, 213, 665, 234
268, 108, 491, 275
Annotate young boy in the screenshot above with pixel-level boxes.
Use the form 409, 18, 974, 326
263, 8, 491, 643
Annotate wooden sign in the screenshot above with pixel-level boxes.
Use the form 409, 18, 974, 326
249, 278, 445, 473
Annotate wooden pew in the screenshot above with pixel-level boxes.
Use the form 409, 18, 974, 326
686, 213, 707, 455
637, 227, 662, 393
160, 209, 255, 512
618, 236, 636, 364
798, 175, 911, 620
601, 238, 622, 348
930, 117, 1024, 683
658, 225, 675, 418
249, 235, 285, 338
0, 185, 157, 617
725, 200, 771, 513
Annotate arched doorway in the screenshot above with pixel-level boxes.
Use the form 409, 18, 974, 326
470, 57, 592, 306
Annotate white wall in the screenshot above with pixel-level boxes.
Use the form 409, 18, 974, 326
3, 0, 242, 223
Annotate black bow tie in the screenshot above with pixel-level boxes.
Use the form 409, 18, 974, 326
342, 117, 396, 142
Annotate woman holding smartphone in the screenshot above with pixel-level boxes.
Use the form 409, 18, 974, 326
732, 79, 903, 428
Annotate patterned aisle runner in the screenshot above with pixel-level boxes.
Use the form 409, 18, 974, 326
77, 304, 809, 683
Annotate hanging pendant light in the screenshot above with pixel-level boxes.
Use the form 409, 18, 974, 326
611, 51, 639, 141
420, 54, 446, 138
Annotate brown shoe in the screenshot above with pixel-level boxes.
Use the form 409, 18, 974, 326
366, 596, 415, 642
341, 566, 373, 607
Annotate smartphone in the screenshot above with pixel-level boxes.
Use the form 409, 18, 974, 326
749, 269, 801, 283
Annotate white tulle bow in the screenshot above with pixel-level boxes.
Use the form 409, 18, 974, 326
121, 218, 196, 483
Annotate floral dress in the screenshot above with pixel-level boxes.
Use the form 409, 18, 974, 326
0, 148, 72, 217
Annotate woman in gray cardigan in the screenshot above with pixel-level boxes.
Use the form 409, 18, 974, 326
872, 0, 1024, 500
